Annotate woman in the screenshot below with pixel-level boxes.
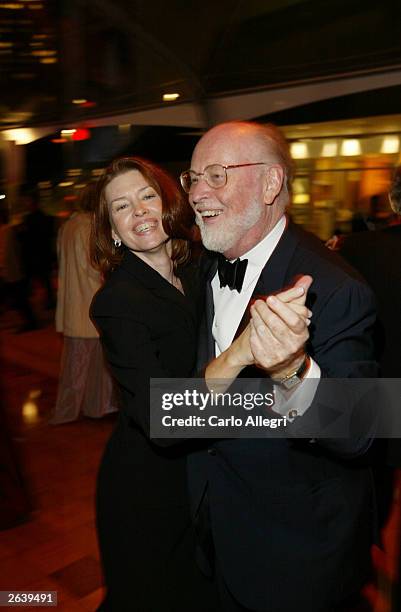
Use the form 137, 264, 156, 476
53, 182, 116, 424
90, 157, 218, 611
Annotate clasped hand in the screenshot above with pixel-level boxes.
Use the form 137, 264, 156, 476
231, 275, 313, 378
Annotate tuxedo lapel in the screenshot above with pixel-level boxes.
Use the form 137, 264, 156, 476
255, 220, 299, 296
233, 220, 300, 339
197, 253, 218, 369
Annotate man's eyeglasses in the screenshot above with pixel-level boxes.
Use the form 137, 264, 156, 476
180, 162, 268, 194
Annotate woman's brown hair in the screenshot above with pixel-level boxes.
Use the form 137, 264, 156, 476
91, 156, 194, 276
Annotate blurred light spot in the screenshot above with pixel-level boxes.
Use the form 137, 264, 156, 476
40, 57, 58, 64
291, 142, 308, 159
31, 49, 56, 57
72, 128, 90, 141
163, 93, 180, 101
0, 194, 6, 200
61, 129, 76, 136
341, 139, 361, 156
2, 128, 36, 144
293, 194, 310, 205
0, 4, 24, 9
58, 181, 74, 187
381, 136, 399, 154
81, 100, 96, 108
72, 98, 87, 105
321, 142, 338, 157
22, 391, 40, 423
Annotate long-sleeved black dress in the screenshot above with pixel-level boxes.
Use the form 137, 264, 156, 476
91, 249, 217, 612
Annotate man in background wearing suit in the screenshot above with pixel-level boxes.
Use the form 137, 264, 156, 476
181, 121, 378, 612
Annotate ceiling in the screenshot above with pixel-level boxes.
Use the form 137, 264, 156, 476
1, 0, 401, 131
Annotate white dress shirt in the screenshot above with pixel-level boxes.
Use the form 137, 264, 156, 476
211, 215, 320, 417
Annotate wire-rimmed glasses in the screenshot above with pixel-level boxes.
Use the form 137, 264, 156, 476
180, 162, 268, 193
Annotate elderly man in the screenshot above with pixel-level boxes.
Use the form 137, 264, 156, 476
181, 121, 378, 612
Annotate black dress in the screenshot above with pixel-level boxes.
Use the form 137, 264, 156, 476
91, 250, 217, 612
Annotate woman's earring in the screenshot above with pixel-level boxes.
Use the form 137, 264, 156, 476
113, 238, 122, 248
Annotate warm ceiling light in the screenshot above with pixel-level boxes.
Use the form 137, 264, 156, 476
40, 57, 57, 64
61, 129, 76, 136
341, 139, 361, 156
0, 194, 6, 200
72, 98, 87, 105
2, 128, 36, 144
58, 181, 74, 187
163, 93, 180, 102
321, 142, 338, 157
290, 142, 308, 159
381, 136, 399, 154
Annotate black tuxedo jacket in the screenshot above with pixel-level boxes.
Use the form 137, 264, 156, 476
188, 221, 378, 612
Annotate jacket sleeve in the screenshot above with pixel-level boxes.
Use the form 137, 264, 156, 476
289, 276, 379, 457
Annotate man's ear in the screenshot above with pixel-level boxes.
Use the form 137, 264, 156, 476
263, 165, 284, 205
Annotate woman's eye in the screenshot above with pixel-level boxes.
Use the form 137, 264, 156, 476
115, 202, 128, 211
143, 193, 156, 201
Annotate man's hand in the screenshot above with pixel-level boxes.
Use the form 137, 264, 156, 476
249, 275, 313, 378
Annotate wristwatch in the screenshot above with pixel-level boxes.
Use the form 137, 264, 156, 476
274, 355, 310, 390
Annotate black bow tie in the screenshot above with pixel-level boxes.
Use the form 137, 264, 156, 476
217, 256, 248, 292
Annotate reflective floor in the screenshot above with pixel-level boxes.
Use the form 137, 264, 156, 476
0, 305, 115, 610
0, 304, 399, 611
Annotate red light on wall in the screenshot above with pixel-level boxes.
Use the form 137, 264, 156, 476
81, 101, 97, 108
72, 128, 90, 141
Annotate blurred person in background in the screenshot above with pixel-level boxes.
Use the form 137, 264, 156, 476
341, 168, 401, 609
341, 169, 401, 379
0, 208, 37, 332
19, 186, 56, 310
51, 182, 116, 424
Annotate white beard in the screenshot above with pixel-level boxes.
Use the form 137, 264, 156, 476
196, 199, 262, 253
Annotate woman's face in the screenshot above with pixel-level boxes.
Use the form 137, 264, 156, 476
106, 169, 169, 254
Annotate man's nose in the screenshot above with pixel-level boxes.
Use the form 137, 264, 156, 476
190, 175, 211, 203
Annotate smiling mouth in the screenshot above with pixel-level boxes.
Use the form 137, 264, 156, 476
134, 221, 157, 234
197, 210, 223, 218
